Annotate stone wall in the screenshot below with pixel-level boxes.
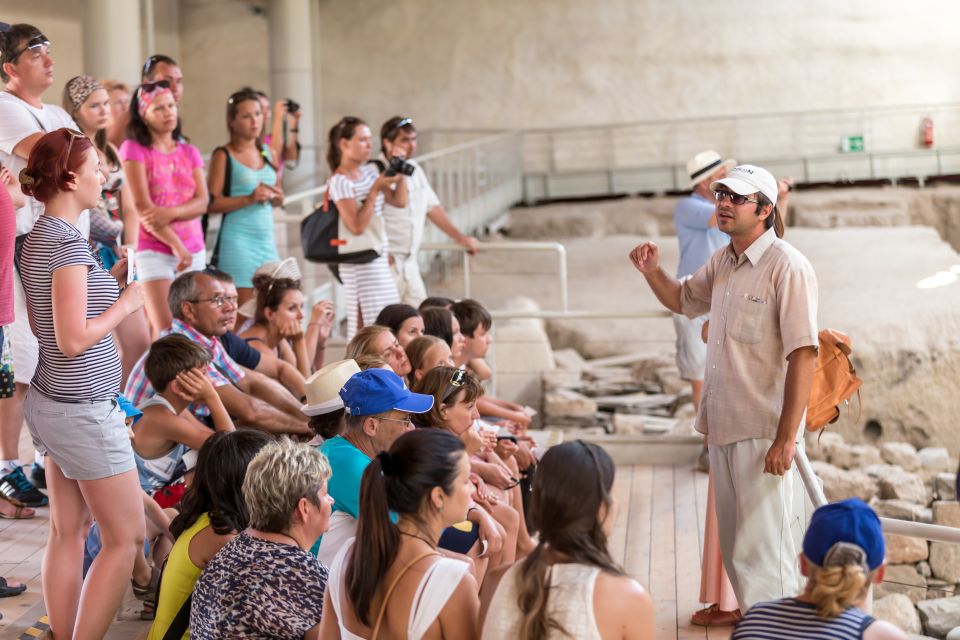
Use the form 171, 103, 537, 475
7, 0, 960, 154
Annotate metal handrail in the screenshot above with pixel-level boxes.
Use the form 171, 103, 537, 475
420, 241, 569, 312
795, 447, 960, 544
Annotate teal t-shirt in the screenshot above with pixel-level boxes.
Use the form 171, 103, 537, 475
312, 436, 371, 555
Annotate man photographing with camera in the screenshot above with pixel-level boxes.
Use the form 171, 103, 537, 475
378, 116, 479, 306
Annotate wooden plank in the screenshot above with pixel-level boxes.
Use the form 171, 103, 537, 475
674, 465, 706, 639
649, 464, 677, 640
608, 465, 633, 566
623, 464, 653, 586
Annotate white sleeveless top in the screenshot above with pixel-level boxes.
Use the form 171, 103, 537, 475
328, 538, 470, 640
482, 563, 602, 640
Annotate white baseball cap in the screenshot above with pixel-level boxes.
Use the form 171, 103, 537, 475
711, 164, 779, 206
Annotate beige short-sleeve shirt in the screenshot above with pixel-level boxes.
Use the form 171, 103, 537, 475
680, 228, 819, 446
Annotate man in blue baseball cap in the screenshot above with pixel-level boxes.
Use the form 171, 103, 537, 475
313, 368, 433, 564
732, 498, 907, 639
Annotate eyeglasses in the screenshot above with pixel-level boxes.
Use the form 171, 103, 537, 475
140, 79, 171, 93
713, 189, 760, 206
62, 128, 85, 170
388, 117, 414, 136
189, 295, 239, 309
441, 368, 468, 402
9, 34, 50, 63
378, 415, 413, 429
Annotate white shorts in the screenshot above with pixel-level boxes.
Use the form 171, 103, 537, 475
673, 313, 708, 382
136, 249, 206, 283
12, 269, 37, 384
390, 254, 428, 307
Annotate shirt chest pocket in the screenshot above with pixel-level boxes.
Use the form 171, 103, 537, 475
728, 294, 768, 344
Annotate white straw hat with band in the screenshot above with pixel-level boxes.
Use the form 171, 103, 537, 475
238, 257, 303, 318
686, 150, 736, 188
301, 359, 361, 416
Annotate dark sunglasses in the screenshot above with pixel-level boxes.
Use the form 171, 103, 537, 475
389, 117, 414, 135
142, 54, 176, 78
713, 189, 760, 206
441, 368, 468, 402
9, 34, 50, 63
140, 79, 172, 92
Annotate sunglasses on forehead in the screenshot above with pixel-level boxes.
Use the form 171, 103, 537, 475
441, 368, 468, 402
388, 117, 414, 135
8, 34, 50, 63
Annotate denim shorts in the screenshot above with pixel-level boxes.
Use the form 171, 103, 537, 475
24, 388, 136, 481
136, 249, 206, 283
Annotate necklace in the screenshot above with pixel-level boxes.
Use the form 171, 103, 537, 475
272, 531, 302, 549
399, 530, 437, 550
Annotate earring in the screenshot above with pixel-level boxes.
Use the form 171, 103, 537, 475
438, 503, 444, 513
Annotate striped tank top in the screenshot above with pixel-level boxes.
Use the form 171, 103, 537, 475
20, 215, 122, 401
732, 598, 875, 639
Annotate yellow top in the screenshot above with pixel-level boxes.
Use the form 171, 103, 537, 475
147, 512, 211, 640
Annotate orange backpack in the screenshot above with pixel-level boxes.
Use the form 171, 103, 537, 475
806, 329, 863, 431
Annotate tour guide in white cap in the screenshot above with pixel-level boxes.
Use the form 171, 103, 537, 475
629, 164, 819, 610
314, 368, 434, 564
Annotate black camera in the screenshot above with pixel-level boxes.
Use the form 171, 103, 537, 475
284, 98, 300, 114
384, 156, 415, 177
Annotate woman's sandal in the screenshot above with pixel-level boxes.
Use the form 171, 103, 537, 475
131, 564, 160, 600
0, 495, 34, 519
0, 576, 27, 598
690, 604, 742, 626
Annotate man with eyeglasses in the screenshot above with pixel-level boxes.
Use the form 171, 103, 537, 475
142, 54, 184, 105
0, 22, 84, 507
125, 271, 312, 438
378, 116, 479, 306
314, 367, 434, 564
629, 164, 817, 612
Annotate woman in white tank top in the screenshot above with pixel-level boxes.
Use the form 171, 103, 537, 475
319, 428, 480, 639
479, 441, 655, 640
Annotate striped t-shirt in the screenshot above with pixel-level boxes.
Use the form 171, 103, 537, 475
327, 163, 387, 250
20, 215, 122, 402
732, 598, 875, 640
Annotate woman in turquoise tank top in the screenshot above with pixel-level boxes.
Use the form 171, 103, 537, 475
207, 88, 284, 312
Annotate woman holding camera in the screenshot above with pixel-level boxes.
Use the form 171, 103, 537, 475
327, 116, 406, 339
207, 88, 283, 312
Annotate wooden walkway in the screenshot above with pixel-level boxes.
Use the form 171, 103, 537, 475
0, 459, 732, 639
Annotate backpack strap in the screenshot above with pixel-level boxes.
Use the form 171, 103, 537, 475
369, 550, 438, 640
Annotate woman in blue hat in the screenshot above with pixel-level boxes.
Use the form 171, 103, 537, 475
732, 498, 907, 639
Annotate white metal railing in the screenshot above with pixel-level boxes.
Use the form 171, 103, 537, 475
795, 448, 960, 544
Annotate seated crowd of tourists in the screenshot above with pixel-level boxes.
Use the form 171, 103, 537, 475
0, 20, 909, 640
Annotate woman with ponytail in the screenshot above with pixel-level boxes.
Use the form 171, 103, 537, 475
319, 428, 480, 639
731, 498, 906, 640
326, 116, 406, 339
480, 440, 654, 640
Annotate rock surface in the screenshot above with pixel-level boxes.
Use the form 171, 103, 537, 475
874, 593, 923, 635
885, 533, 929, 564
874, 499, 932, 523
882, 442, 922, 471
875, 564, 927, 604
831, 443, 883, 469
935, 473, 958, 501
920, 448, 953, 473
917, 596, 960, 638
811, 461, 878, 502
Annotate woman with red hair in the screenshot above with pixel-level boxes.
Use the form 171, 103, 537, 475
18, 128, 147, 639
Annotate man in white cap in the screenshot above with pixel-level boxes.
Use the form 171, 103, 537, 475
674, 150, 734, 473
629, 164, 817, 610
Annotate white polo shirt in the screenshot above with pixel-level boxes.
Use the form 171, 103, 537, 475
380, 157, 441, 258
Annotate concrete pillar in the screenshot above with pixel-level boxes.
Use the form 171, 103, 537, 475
268, 0, 319, 188
81, 0, 143, 86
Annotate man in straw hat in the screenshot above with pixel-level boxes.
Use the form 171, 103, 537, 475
629, 164, 817, 610
675, 150, 735, 473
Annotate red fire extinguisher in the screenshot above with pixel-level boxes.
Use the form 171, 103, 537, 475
922, 116, 934, 148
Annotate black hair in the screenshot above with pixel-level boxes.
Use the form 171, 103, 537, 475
516, 440, 624, 638
169, 429, 272, 538
0, 23, 43, 82
420, 306, 455, 347
141, 54, 178, 81
375, 304, 420, 336
327, 116, 366, 173
127, 84, 184, 147
144, 334, 212, 392
226, 87, 276, 171
379, 116, 416, 152
451, 299, 492, 338
346, 429, 465, 626
419, 296, 454, 310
